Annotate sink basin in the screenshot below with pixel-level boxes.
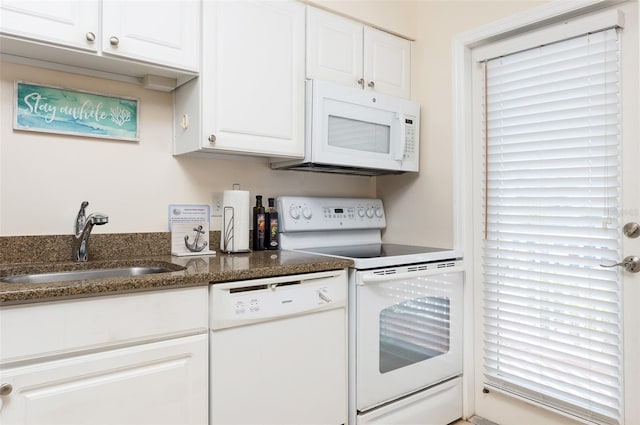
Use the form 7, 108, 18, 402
2, 266, 177, 284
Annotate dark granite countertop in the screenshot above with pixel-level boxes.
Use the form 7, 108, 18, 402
0, 250, 353, 306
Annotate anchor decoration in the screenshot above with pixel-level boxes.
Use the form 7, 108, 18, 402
184, 225, 208, 252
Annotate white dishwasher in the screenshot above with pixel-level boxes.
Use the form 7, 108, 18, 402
209, 269, 348, 425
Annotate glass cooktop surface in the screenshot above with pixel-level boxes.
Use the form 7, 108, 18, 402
301, 243, 450, 259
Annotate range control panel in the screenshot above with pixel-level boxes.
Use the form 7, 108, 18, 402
278, 196, 386, 232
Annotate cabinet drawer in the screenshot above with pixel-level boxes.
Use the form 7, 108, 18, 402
357, 377, 462, 425
0, 287, 208, 364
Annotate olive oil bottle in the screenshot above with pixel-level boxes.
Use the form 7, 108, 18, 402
266, 198, 279, 250
252, 195, 265, 250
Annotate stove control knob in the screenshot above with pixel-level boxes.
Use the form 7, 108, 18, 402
303, 207, 313, 220
290, 207, 300, 219
375, 208, 384, 218
358, 208, 366, 218
366, 208, 375, 218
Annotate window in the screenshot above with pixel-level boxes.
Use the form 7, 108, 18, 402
481, 28, 622, 424
379, 294, 451, 373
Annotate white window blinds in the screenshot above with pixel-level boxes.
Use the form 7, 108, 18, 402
482, 28, 622, 425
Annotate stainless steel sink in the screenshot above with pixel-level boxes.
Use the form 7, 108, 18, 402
1, 266, 177, 284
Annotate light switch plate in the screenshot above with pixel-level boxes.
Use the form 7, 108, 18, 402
211, 192, 223, 216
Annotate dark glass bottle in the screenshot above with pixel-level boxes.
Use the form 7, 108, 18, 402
266, 198, 279, 250
252, 195, 265, 251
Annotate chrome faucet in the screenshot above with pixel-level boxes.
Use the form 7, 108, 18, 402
73, 201, 109, 262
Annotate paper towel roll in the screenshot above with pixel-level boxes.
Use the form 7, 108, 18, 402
221, 189, 250, 252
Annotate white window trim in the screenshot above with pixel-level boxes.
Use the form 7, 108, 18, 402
451, 0, 629, 420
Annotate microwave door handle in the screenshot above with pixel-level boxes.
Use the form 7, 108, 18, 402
357, 264, 464, 285
395, 114, 406, 161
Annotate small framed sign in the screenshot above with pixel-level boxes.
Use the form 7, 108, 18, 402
14, 81, 139, 141
168, 204, 216, 257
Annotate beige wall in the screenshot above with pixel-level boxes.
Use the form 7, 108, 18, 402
374, 0, 546, 248
0, 63, 374, 236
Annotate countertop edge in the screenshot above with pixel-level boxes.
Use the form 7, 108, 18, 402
0, 251, 353, 306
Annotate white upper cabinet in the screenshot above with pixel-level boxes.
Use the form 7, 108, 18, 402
363, 26, 412, 99
174, 0, 305, 158
0, 0, 200, 87
306, 8, 364, 88
0, 0, 99, 51
306, 6, 412, 99
101, 0, 199, 71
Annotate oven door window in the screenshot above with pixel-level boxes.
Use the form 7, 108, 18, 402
379, 295, 451, 374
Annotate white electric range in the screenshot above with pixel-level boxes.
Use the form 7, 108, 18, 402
278, 196, 464, 425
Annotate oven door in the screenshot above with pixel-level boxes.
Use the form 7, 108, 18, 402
355, 265, 463, 411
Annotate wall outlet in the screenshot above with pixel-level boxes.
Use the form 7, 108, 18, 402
211, 192, 223, 217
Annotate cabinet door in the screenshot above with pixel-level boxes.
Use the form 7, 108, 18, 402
0, 334, 208, 425
363, 27, 411, 98
202, 0, 305, 158
306, 6, 363, 89
101, 0, 199, 71
0, 0, 98, 52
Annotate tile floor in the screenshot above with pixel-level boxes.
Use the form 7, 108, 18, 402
452, 417, 498, 425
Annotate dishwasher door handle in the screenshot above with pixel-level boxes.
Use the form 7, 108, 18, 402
358, 265, 463, 285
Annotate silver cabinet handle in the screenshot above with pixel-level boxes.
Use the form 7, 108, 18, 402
208, 134, 216, 143
0, 383, 13, 396
357, 78, 364, 88
368, 81, 375, 88
85, 32, 96, 42
109, 36, 120, 46
601, 256, 640, 273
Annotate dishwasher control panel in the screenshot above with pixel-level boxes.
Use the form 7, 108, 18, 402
209, 270, 347, 330
229, 285, 334, 318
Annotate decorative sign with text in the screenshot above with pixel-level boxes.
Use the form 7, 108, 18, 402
14, 81, 139, 141
168, 204, 215, 257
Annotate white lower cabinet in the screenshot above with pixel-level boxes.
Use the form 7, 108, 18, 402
0, 287, 209, 425
0, 334, 208, 425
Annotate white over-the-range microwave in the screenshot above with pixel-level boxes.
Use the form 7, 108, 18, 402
271, 80, 420, 176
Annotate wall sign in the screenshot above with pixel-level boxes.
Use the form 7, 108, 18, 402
14, 81, 139, 141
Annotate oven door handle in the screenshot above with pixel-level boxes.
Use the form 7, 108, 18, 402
358, 264, 463, 285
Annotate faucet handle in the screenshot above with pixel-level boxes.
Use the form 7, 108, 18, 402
75, 201, 89, 235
